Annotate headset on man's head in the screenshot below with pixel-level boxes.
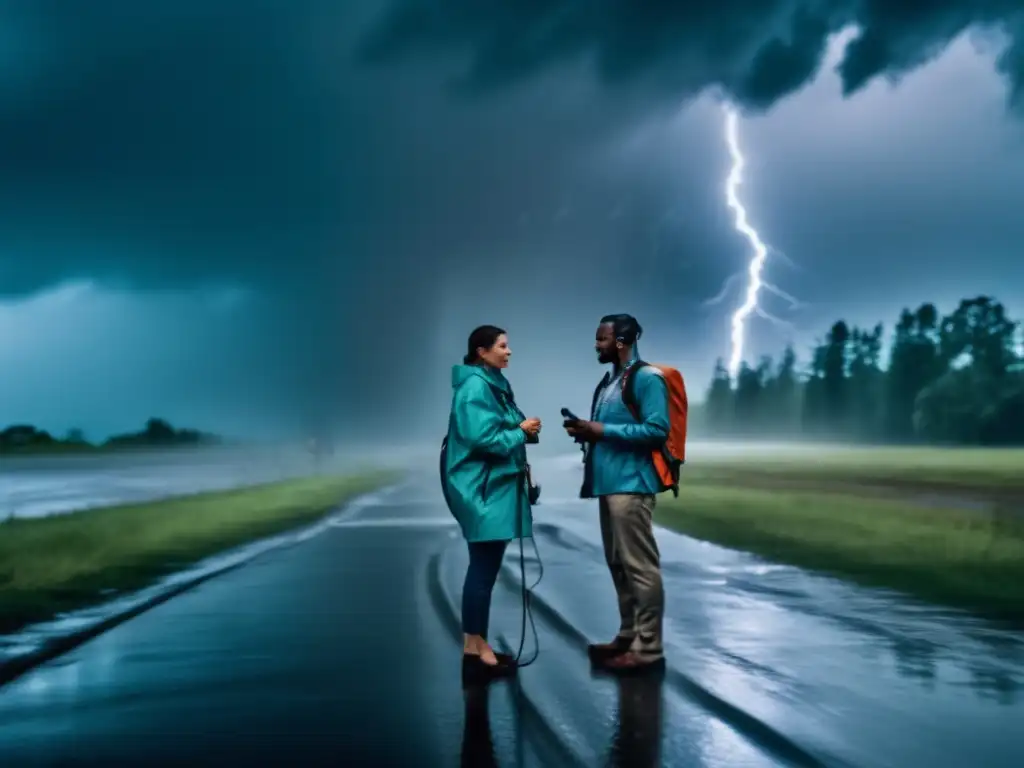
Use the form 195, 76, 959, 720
603, 313, 643, 347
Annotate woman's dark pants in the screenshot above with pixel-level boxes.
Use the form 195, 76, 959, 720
461, 539, 510, 637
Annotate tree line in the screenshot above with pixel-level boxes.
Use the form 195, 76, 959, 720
692, 295, 1024, 445
0, 418, 222, 453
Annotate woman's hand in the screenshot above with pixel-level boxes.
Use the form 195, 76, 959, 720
520, 417, 542, 437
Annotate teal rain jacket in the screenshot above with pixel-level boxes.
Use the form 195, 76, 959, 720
442, 364, 533, 543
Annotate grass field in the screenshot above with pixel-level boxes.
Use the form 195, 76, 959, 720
659, 445, 1024, 621
0, 471, 397, 634
684, 445, 1024, 492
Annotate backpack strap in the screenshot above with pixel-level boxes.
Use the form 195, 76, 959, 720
620, 360, 648, 422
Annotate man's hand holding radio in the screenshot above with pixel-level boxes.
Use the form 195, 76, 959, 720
563, 416, 603, 443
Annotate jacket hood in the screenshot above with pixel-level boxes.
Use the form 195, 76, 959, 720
451, 363, 511, 393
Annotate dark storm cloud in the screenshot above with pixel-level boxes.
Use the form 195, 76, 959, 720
5, 0, 1017, 304
0, 0, 352, 297
2, 1, 1021, 440
0, 1, 722, 435
0, 0, 693, 300
360, 0, 1024, 111
0, 1, 424, 438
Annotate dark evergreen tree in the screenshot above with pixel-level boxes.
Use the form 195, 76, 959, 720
697, 294, 1023, 446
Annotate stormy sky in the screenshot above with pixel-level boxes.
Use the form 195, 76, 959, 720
1, 1, 1023, 442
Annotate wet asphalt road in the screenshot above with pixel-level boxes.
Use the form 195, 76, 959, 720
0, 495, 512, 766
0, 448, 323, 519
2, 456, 1024, 766
0, 446, 423, 520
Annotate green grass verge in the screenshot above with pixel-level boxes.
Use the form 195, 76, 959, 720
0, 471, 398, 634
688, 446, 1024, 492
657, 482, 1024, 621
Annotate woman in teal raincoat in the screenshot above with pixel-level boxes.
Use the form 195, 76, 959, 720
442, 325, 541, 679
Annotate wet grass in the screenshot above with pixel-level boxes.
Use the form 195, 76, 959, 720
686, 446, 1024, 493
660, 448, 1024, 620
0, 471, 397, 634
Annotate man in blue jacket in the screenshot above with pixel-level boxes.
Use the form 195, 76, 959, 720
563, 313, 669, 674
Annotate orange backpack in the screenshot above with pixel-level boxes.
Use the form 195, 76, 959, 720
620, 361, 688, 496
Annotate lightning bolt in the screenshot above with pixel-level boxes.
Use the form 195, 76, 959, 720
723, 105, 770, 380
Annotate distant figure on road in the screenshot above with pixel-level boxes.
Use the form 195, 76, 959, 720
563, 314, 670, 675
306, 427, 334, 472
441, 325, 541, 682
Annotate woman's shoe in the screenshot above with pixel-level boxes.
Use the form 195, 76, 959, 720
462, 653, 517, 684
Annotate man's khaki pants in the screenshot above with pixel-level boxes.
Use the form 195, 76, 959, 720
598, 493, 664, 660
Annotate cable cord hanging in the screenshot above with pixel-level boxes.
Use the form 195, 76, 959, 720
511, 470, 543, 667
511, 530, 543, 667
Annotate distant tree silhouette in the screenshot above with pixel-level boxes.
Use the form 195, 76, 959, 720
103, 418, 221, 448
697, 294, 1024, 446
847, 324, 884, 440
0, 425, 54, 449
704, 359, 733, 434
769, 345, 801, 435
883, 304, 942, 441
0, 418, 226, 453
144, 418, 176, 442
